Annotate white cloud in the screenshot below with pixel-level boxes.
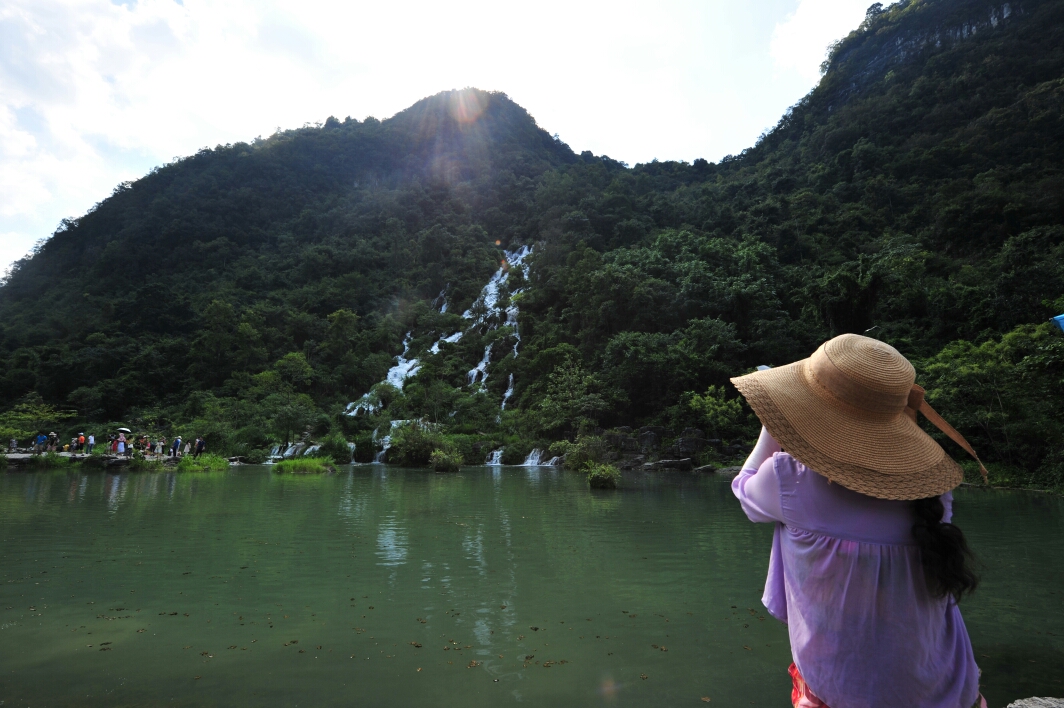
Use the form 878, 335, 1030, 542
770, 0, 892, 82
1, 0, 879, 275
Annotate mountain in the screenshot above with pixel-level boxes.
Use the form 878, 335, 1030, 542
1, 0, 1062, 486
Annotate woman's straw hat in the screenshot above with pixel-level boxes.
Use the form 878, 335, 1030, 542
731, 333, 986, 500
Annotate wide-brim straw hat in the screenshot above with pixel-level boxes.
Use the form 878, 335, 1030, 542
731, 333, 986, 500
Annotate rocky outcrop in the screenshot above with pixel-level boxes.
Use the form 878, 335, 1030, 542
1006, 699, 1064, 708
642, 458, 693, 471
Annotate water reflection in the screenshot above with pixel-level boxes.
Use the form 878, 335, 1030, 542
376, 516, 408, 567
0, 468, 1060, 707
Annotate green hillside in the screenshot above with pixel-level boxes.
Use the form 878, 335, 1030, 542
1, 0, 1062, 486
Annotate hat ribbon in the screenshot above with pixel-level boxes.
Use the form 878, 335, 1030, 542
905, 385, 988, 483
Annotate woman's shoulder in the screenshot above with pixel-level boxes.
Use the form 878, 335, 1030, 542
773, 452, 918, 544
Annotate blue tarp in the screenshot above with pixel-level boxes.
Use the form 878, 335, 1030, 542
1053, 314, 1064, 333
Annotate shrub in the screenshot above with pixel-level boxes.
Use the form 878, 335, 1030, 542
0, 453, 7, 467
245, 448, 268, 464
351, 432, 376, 463
586, 462, 621, 489
563, 436, 609, 471
25, 451, 70, 469
430, 448, 463, 473
128, 452, 163, 471
273, 457, 334, 474
316, 433, 353, 463
388, 423, 441, 466
177, 453, 229, 472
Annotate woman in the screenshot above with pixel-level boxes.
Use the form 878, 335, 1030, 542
730, 334, 985, 708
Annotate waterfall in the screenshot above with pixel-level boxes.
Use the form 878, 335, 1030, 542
485, 448, 504, 465
462, 245, 531, 325
545, 456, 562, 466
386, 332, 421, 388
302, 445, 321, 457
346, 332, 420, 416
500, 373, 515, 410
373, 420, 412, 464
433, 286, 449, 313
506, 304, 521, 357
522, 448, 544, 466
468, 344, 492, 385
430, 330, 463, 354
346, 246, 532, 416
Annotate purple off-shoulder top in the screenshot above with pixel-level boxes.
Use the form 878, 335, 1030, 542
733, 452, 981, 708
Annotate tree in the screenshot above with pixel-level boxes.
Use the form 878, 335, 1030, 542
0, 393, 76, 445
534, 357, 607, 436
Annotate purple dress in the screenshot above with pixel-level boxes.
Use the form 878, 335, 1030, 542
733, 452, 980, 708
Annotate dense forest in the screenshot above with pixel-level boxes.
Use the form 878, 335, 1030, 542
1, 0, 1061, 486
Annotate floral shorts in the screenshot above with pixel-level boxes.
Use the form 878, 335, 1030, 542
788, 663, 987, 708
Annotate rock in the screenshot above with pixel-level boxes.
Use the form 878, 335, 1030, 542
693, 464, 716, 473
604, 433, 638, 452
619, 455, 645, 470
1007, 700, 1064, 708
638, 431, 659, 452
643, 458, 693, 471
675, 437, 706, 455
614, 426, 633, 434
723, 444, 751, 458
681, 427, 705, 439
705, 438, 722, 450
716, 466, 743, 477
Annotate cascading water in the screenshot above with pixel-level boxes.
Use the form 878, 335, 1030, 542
373, 420, 413, 464
386, 333, 421, 388
347, 333, 421, 416
430, 331, 463, 354
506, 304, 521, 357
485, 448, 504, 466
522, 448, 544, 466
346, 246, 532, 416
468, 344, 492, 385
501, 374, 515, 410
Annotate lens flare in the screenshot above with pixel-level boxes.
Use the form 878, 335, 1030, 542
449, 90, 486, 124
598, 675, 622, 700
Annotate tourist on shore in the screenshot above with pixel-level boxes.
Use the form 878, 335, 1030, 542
171, 436, 182, 457
155, 437, 165, 456
8, 438, 16, 452
87, 433, 95, 454
34, 432, 46, 453
730, 334, 986, 708
194, 436, 205, 458
47, 432, 58, 451
183, 440, 191, 457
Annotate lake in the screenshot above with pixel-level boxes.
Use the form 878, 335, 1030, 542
1, 466, 1062, 707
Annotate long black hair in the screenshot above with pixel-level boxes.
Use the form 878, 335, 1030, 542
911, 496, 979, 602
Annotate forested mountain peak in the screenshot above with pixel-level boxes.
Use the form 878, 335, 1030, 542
0, 0, 1061, 486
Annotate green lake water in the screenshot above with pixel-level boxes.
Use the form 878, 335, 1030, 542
1, 466, 1061, 707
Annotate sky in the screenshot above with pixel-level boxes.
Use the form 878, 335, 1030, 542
0, 0, 887, 276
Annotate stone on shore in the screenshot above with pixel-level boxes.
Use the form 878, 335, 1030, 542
1007, 699, 1064, 708
642, 458, 693, 471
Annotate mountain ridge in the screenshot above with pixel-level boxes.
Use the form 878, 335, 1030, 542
0, 0, 1061, 485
